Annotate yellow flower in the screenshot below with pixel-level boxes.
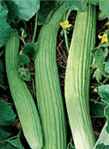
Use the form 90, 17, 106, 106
98, 33, 108, 44
60, 20, 72, 30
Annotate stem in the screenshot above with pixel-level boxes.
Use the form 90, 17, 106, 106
32, 13, 38, 43
64, 29, 69, 51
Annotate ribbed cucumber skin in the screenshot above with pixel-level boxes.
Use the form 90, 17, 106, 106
65, 5, 96, 149
5, 32, 43, 149
35, 4, 67, 149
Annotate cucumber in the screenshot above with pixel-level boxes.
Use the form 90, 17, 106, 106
35, 4, 67, 149
5, 32, 43, 149
65, 5, 96, 149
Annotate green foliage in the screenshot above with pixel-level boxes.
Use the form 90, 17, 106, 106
98, 85, 109, 132
92, 33, 109, 82
18, 67, 31, 81
96, 143, 109, 149
0, 100, 16, 126
99, 0, 109, 19
92, 48, 105, 82
1, 0, 109, 148
0, 3, 12, 47
0, 60, 6, 89
104, 61, 109, 74
65, 0, 87, 11
6, 32, 43, 148
23, 43, 35, 57
95, 85, 109, 148
38, 1, 59, 24
18, 54, 30, 66
90, 101, 105, 118
0, 135, 24, 149
98, 85, 109, 104
0, 127, 12, 140
94, 123, 109, 148
0, 99, 17, 142
5, 0, 40, 21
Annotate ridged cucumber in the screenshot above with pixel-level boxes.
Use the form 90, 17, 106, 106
65, 5, 96, 149
5, 32, 43, 149
35, 4, 67, 149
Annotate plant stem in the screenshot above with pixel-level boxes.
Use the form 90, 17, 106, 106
32, 13, 38, 43
64, 29, 69, 51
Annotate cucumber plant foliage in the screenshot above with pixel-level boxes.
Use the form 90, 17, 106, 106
0, 0, 109, 149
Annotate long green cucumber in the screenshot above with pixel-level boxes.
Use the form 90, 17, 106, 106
65, 5, 96, 149
35, 4, 67, 149
5, 32, 43, 149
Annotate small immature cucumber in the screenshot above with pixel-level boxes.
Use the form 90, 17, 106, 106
5, 32, 43, 149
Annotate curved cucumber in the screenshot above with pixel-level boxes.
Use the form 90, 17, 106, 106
5, 32, 43, 149
35, 4, 67, 149
65, 5, 96, 149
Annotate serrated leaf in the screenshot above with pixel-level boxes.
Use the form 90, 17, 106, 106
0, 100, 16, 126
92, 48, 105, 82
18, 67, 31, 81
98, 85, 109, 104
93, 68, 103, 82
94, 48, 105, 69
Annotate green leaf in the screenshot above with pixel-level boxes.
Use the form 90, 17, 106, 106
18, 54, 30, 66
92, 48, 105, 82
0, 135, 24, 149
90, 101, 105, 118
0, 4, 12, 47
0, 100, 16, 126
65, 0, 87, 11
94, 48, 105, 69
98, 85, 109, 105
90, 0, 99, 5
6, 136, 24, 149
0, 126, 12, 140
104, 61, 109, 74
98, 85, 109, 135
38, 1, 59, 25
93, 68, 103, 82
6, 0, 40, 21
18, 67, 31, 81
23, 43, 35, 57
0, 60, 6, 89
104, 106, 109, 133
99, 0, 109, 19
96, 143, 109, 149
94, 123, 109, 149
